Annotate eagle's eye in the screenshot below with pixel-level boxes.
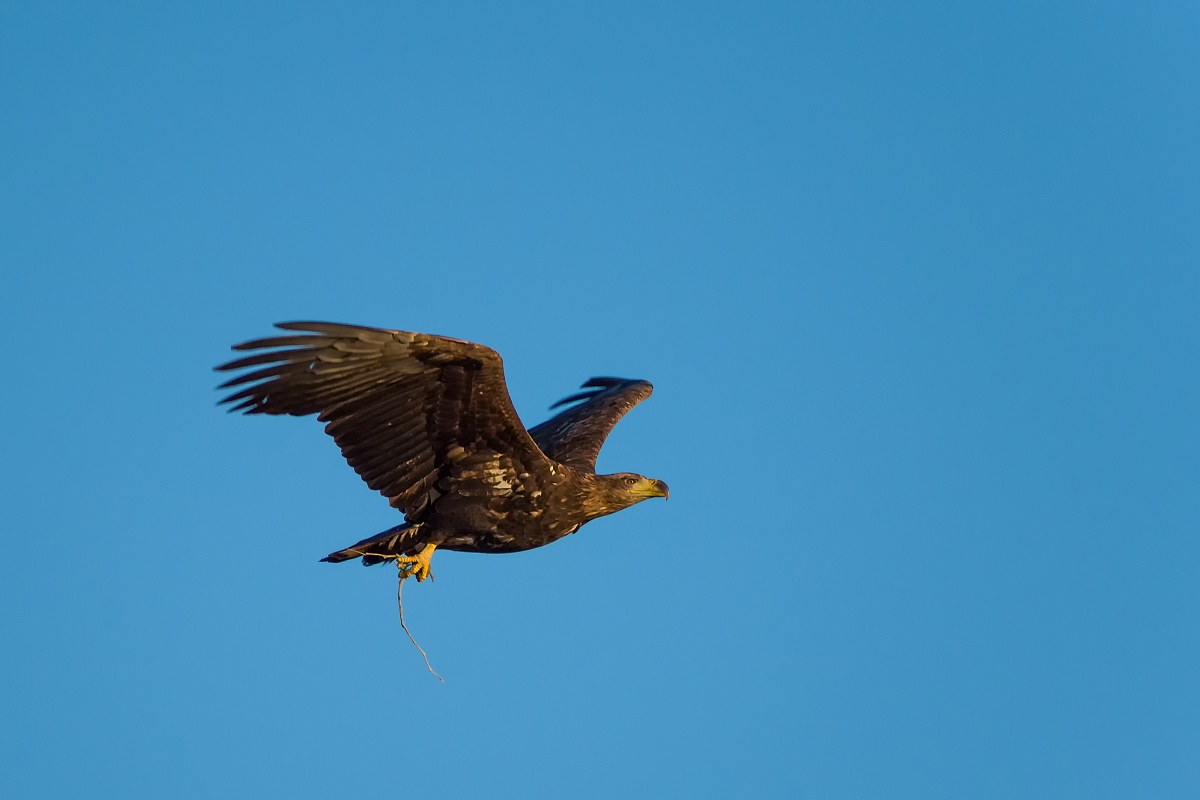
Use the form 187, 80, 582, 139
624, 476, 638, 486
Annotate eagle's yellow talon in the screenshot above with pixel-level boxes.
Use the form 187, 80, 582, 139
395, 543, 437, 583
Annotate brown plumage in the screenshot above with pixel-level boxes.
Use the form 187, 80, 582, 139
215, 322, 668, 577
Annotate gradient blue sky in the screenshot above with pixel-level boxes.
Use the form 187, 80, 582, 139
2, 2, 1197, 798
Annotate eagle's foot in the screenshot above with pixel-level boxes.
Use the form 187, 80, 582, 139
395, 544, 437, 583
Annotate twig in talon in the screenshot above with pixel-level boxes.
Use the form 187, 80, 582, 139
397, 571, 444, 683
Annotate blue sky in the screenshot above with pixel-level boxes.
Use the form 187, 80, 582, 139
2, 2, 1197, 797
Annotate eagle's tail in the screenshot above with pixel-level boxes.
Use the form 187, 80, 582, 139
320, 523, 424, 566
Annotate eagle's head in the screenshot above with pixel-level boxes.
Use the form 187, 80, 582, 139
584, 472, 669, 518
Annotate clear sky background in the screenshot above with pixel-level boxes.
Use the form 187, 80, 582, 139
2, 2, 1197, 798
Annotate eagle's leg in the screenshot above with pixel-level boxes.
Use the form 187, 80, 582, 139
395, 543, 437, 583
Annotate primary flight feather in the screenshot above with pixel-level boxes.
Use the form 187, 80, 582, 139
216, 322, 668, 581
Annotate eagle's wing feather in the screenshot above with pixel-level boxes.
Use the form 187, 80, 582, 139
216, 321, 551, 516
528, 378, 653, 473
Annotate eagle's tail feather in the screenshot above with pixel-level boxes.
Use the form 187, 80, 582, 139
320, 523, 423, 566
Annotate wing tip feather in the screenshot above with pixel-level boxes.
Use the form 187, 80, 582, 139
548, 377, 652, 409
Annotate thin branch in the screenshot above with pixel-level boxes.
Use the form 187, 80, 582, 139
344, 548, 443, 681
397, 573, 444, 683
346, 548, 395, 561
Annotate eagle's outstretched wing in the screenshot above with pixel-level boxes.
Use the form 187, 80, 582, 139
216, 321, 551, 516
528, 378, 653, 473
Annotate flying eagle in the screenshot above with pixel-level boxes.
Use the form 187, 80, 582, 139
216, 322, 668, 582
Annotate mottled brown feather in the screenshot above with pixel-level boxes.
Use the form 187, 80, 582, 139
529, 378, 654, 472
216, 321, 551, 517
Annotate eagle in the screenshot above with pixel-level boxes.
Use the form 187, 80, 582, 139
216, 321, 668, 582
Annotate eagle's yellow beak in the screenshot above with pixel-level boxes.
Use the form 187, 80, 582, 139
636, 478, 669, 499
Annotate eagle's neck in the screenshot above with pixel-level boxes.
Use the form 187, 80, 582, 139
566, 470, 631, 522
